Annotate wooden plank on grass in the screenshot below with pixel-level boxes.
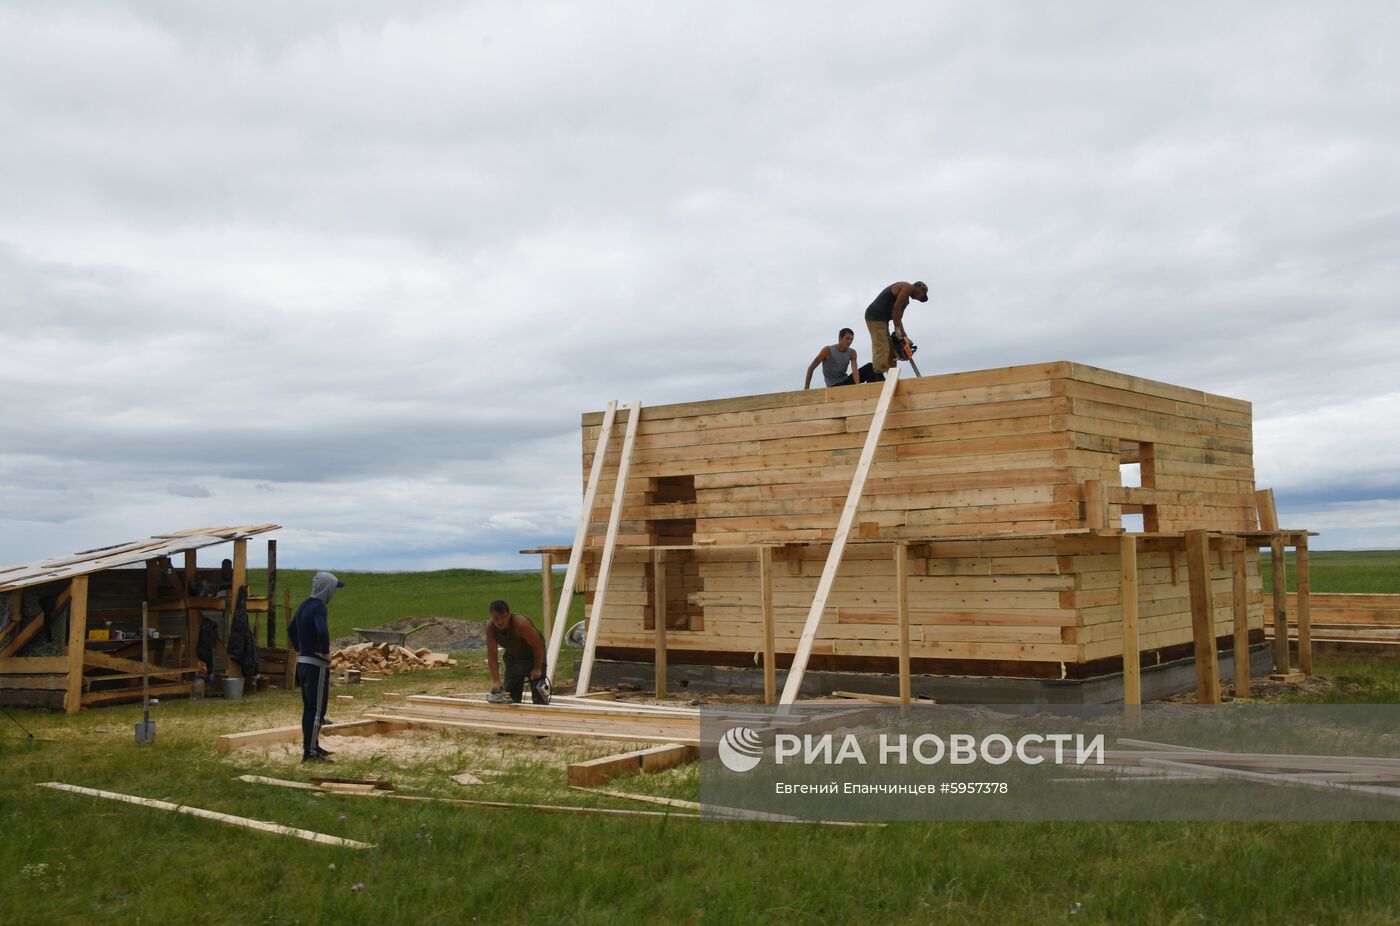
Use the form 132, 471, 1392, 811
215, 718, 403, 753
781, 370, 900, 704
1120, 533, 1140, 706
37, 782, 374, 848
566, 742, 699, 786
546, 401, 618, 675
1232, 548, 1251, 697
576, 400, 642, 693
1184, 529, 1220, 704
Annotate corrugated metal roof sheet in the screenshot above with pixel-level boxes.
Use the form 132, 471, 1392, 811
0, 524, 280, 592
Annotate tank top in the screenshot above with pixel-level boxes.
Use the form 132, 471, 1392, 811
864, 285, 897, 322
491, 614, 539, 659
822, 345, 853, 386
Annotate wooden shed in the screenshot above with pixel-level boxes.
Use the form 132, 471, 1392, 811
528, 361, 1315, 704
0, 525, 284, 712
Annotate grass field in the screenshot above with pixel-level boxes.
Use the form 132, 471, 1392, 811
1261, 549, 1400, 594
248, 567, 587, 641
1, 552, 1398, 925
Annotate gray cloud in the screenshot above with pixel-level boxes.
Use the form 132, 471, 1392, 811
1, 2, 1398, 567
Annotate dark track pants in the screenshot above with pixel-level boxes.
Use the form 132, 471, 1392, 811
297, 663, 330, 757
504, 654, 548, 704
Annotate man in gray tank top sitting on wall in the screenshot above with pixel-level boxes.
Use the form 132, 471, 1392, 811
485, 599, 550, 704
803, 327, 862, 389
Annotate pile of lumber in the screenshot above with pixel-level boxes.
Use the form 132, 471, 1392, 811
1268, 592, 1400, 656
331, 643, 456, 674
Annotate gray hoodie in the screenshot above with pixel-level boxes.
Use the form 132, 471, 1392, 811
311, 571, 342, 605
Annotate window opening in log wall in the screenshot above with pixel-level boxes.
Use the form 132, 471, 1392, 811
1119, 440, 1159, 532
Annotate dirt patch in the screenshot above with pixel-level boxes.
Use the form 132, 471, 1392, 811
331, 616, 487, 653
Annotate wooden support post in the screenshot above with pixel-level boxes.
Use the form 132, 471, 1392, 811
266, 539, 277, 648
539, 552, 554, 647
1270, 537, 1289, 673
1231, 548, 1251, 698
223, 539, 247, 678
64, 576, 89, 714
1296, 537, 1312, 675
546, 400, 618, 674
781, 370, 900, 704
576, 400, 642, 693
1184, 529, 1221, 704
652, 549, 667, 698
282, 588, 294, 688
895, 542, 911, 705
1120, 534, 1140, 706
183, 550, 198, 667
1083, 479, 1108, 531
759, 546, 775, 705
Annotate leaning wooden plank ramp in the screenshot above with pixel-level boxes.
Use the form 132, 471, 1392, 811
37, 782, 374, 849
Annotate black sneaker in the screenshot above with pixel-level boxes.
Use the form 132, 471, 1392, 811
315, 747, 335, 757
303, 754, 334, 764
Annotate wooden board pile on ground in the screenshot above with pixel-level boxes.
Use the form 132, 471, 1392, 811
331, 642, 456, 674
1270, 592, 1400, 657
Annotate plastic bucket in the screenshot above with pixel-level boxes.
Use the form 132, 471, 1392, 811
222, 677, 244, 700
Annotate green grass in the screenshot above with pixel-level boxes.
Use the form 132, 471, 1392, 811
3, 560, 1400, 924
1260, 549, 1400, 595
248, 568, 586, 640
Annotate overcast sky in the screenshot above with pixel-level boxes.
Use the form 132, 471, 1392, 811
2, 1, 1398, 572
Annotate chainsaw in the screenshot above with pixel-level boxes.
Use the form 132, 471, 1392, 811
890, 332, 922, 377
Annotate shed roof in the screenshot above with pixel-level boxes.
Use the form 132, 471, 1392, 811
0, 524, 279, 592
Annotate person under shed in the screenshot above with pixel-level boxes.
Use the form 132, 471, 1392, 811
288, 571, 344, 763
485, 600, 550, 704
804, 328, 862, 389
863, 280, 928, 381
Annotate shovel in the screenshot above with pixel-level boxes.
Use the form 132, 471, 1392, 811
134, 601, 156, 745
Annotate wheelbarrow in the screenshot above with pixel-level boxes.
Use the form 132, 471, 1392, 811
353, 621, 436, 647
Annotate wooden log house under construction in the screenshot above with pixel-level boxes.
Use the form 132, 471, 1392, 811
526, 361, 1316, 705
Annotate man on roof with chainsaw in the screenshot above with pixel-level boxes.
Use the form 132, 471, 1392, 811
863, 280, 928, 381
485, 599, 550, 704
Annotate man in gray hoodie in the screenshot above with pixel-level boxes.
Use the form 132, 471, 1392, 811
288, 571, 344, 763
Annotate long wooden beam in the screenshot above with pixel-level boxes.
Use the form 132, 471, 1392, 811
566, 742, 698, 786
546, 400, 618, 674
781, 370, 901, 704
576, 401, 642, 693
37, 782, 374, 849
